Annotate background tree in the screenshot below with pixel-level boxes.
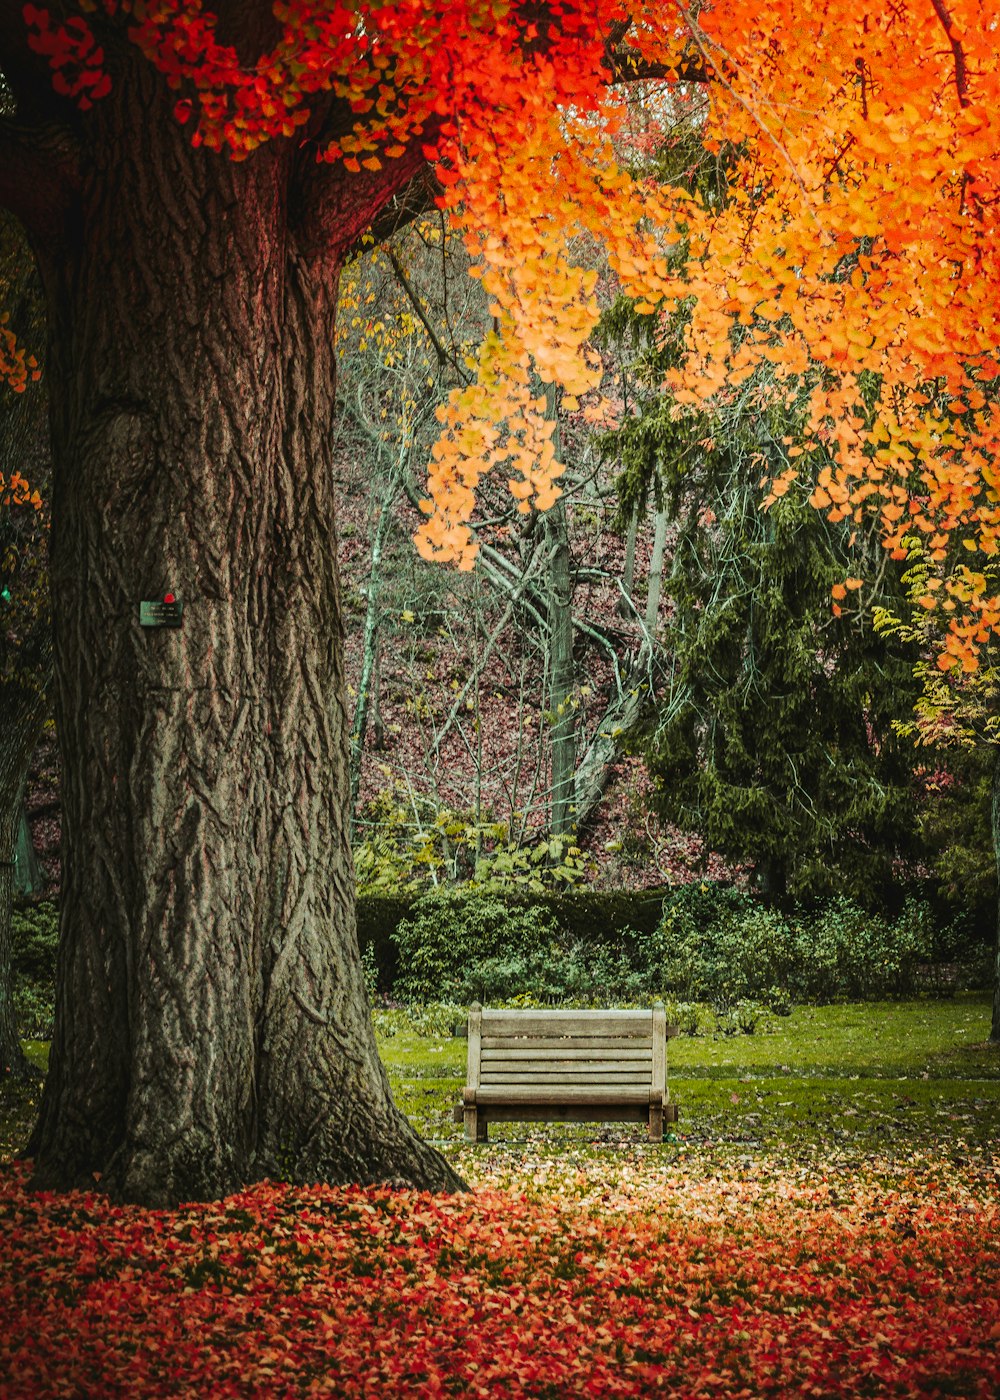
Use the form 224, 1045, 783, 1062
0, 211, 48, 1083
645, 449, 922, 905
335, 223, 662, 863
875, 544, 1000, 1039
599, 273, 924, 902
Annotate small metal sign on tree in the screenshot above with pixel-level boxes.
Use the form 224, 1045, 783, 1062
139, 593, 183, 628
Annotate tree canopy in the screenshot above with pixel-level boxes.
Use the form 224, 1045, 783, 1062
14, 2, 999, 667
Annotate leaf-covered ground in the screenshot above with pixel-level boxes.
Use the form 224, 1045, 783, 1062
2, 1153, 998, 1398
2, 996, 998, 1397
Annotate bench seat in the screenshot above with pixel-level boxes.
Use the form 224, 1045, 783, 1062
458, 1003, 678, 1141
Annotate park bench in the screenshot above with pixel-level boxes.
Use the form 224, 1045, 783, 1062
457, 1002, 679, 1142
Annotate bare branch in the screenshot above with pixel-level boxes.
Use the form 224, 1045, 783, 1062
385, 244, 471, 382
929, 0, 970, 108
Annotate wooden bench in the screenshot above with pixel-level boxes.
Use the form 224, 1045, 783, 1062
457, 1002, 679, 1142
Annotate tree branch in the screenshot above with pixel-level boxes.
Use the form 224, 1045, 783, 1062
294, 124, 440, 262
929, 0, 970, 108
605, 45, 712, 85
367, 167, 443, 246
385, 243, 470, 381
0, 119, 76, 244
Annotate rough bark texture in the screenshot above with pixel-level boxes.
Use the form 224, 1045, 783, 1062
17, 49, 462, 1203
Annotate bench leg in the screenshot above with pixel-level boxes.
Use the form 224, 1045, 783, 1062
464, 1107, 488, 1142
648, 1105, 663, 1143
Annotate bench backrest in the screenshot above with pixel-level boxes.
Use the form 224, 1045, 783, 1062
466, 1004, 671, 1100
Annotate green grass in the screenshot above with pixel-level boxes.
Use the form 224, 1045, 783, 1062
3, 999, 997, 1170
667, 995, 997, 1078
371, 995, 1000, 1169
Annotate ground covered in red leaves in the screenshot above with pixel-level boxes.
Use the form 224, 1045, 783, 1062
2, 1158, 998, 1398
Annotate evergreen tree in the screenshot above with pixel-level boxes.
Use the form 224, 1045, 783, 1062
605, 360, 924, 904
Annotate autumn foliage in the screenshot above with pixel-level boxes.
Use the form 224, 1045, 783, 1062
1, 1157, 998, 1397
0, 315, 38, 395
17, 1, 1000, 671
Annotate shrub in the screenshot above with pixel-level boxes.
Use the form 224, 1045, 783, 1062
637, 883, 790, 1007
359, 887, 675, 993
642, 885, 967, 1006
11, 900, 58, 1038
392, 891, 656, 1006
789, 896, 934, 1000
392, 890, 565, 1003
11, 901, 58, 981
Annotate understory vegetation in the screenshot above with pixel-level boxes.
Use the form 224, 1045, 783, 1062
10, 883, 988, 1054
4, 886, 997, 1398
387, 882, 984, 1012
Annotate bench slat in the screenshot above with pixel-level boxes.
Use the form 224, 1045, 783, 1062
480, 1063, 651, 1079
481, 1011, 654, 1038
480, 1064, 651, 1076
480, 1035, 653, 1051
480, 1076, 651, 1089
481, 1045, 653, 1062
475, 1085, 658, 1105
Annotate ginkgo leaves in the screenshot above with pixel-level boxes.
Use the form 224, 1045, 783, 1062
0, 471, 43, 512
2, 1159, 999, 1399
415, 329, 567, 567
657, 0, 1000, 670
0, 315, 40, 395
23, 1, 1000, 668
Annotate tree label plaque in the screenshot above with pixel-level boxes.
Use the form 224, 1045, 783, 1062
139, 593, 183, 628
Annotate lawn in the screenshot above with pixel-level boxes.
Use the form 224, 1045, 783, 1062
2, 996, 998, 1397
377, 994, 1000, 1172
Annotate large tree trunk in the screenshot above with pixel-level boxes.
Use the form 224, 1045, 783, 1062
25, 58, 461, 1203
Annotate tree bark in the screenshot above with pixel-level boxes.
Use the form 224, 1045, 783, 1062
19, 54, 462, 1203
573, 659, 653, 833
645, 507, 669, 637
617, 506, 639, 618
545, 388, 575, 838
